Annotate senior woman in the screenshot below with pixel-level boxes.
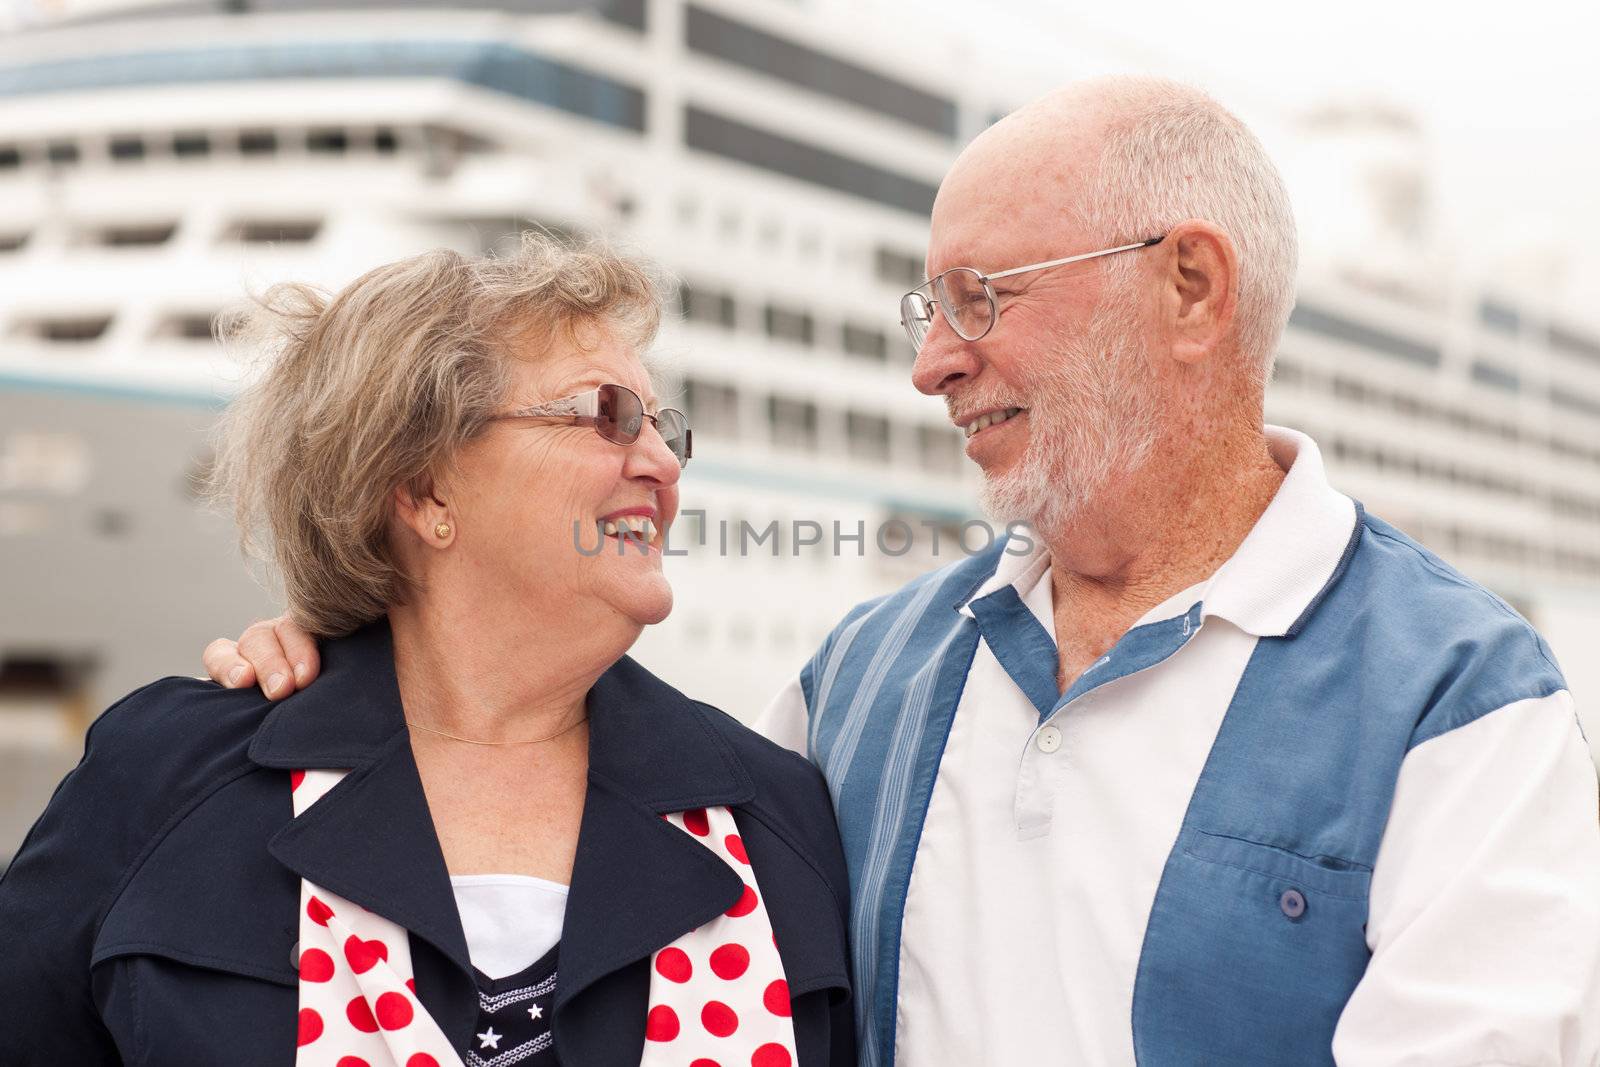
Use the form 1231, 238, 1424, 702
0, 237, 854, 1066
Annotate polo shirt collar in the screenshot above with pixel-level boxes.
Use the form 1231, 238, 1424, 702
955, 425, 1360, 639
1203, 426, 1360, 638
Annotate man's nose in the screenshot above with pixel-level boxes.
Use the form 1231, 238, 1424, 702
910, 315, 982, 396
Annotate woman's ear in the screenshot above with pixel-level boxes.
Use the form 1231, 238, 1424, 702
393, 480, 454, 549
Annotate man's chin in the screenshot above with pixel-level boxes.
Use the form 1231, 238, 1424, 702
977, 472, 1048, 531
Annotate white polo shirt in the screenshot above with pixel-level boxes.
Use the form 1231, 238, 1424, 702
760, 427, 1600, 1065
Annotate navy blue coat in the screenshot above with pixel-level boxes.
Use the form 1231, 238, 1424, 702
0, 623, 855, 1065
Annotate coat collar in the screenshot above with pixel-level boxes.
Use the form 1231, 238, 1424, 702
248, 620, 757, 1054
248, 621, 754, 805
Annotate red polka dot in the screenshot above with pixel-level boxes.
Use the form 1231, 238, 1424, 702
346, 995, 378, 1033
725, 885, 757, 918
710, 943, 750, 980
336, 1059, 371, 1067
375, 991, 413, 1030
306, 896, 334, 926
763, 979, 792, 1017
645, 1004, 680, 1041
682, 808, 710, 836
655, 947, 693, 983
406, 978, 417, 994
407, 1057, 440, 1067
296, 1008, 322, 1046
724, 835, 749, 864
344, 935, 389, 974
290, 769, 306, 791
701, 1000, 739, 1037
298, 948, 334, 983
690, 1060, 723, 1067
752, 1044, 791, 1067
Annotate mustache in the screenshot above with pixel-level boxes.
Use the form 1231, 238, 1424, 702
945, 392, 1032, 418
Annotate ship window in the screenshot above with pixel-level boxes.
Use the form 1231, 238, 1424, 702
842, 323, 888, 361
874, 246, 924, 288
0, 233, 27, 252
917, 424, 964, 474
46, 142, 79, 166
767, 396, 818, 451
307, 128, 349, 154
108, 136, 145, 161
684, 5, 957, 138
764, 303, 814, 346
0, 145, 19, 168
155, 313, 219, 340
1548, 323, 1600, 367
1550, 386, 1600, 420
845, 411, 891, 461
239, 129, 278, 155
227, 219, 322, 243
1288, 302, 1441, 368
172, 131, 210, 158
1271, 357, 1305, 385
17, 316, 113, 342
1479, 297, 1519, 335
97, 223, 178, 247
684, 106, 938, 216
373, 127, 399, 153
1470, 360, 1519, 393
680, 284, 737, 329
684, 378, 739, 437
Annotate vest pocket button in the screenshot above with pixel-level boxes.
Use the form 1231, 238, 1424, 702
290, 940, 300, 970
1279, 888, 1307, 920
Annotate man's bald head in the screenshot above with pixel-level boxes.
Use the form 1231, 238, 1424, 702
930, 76, 1297, 382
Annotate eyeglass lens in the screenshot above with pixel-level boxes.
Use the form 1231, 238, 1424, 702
934, 268, 994, 341
596, 384, 691, 468
900, 268, 996, 349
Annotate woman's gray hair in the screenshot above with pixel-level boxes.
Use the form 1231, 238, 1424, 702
210, 232, 665, 636
1077, 77, 1299, 388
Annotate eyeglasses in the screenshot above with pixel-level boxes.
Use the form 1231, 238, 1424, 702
492, 383, 693, 469
898, 235, 1166, 350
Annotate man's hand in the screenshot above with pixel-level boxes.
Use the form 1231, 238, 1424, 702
202, 616, 321, 700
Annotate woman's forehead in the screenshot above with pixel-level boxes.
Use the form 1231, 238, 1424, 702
509, 343, 656, 404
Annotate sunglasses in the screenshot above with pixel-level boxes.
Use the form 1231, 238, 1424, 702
493, 383, 692, 469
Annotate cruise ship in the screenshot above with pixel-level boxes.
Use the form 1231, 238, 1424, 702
2, 0, 1597, 856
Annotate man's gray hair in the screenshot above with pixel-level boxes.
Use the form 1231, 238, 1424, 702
1078, 77, 1298, 386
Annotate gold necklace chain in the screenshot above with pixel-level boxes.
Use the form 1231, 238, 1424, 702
404, 712, 589, 747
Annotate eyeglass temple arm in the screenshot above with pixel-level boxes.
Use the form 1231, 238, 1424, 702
497, 392, 601, 420
983, 235, 1165, 282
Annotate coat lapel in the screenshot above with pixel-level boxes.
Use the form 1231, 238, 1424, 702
552, 657, 758, 1062
248, 623, 479, 1050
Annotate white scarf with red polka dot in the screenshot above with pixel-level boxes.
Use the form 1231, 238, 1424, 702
291, 769, 799, 1067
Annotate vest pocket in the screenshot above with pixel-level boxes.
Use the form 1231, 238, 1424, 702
1131, 828, 1373, 1066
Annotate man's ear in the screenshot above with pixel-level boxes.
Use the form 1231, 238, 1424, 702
392, 478, 453, 549
1160, 219, 1239, 367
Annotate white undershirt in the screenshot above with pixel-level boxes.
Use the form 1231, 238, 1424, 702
449, 874, 568, 980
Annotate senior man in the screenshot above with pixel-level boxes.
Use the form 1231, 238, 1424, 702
206, 78, 1599, 1064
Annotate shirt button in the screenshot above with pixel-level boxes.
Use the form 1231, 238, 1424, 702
1280, 888, 1307, 920
289, 941, 301, 970
1035, 725, 1063, 754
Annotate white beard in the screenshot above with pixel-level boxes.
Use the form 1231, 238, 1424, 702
976, 287, 1160, 537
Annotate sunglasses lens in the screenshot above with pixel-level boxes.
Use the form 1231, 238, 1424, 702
656, 408, 691, 468
597, 384, 644, 444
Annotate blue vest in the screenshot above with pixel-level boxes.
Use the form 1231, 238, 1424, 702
799, 508, 1567, 1066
